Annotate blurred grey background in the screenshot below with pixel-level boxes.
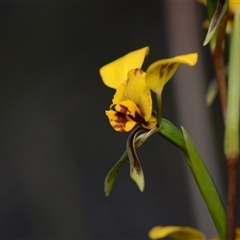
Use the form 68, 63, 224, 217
0, 1, 238, 239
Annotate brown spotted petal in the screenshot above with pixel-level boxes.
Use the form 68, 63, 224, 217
146, 53, 198, 94
112, 69, 153, 123
105, 99, 146, 132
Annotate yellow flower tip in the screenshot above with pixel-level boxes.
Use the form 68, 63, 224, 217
183, 53, 198, 66
148, 225, 205, 240
99, 46, 149, 89
145, 53, 198, 94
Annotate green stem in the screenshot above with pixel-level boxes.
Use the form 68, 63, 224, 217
227, 157, 238, 240
224, 6, 240, 239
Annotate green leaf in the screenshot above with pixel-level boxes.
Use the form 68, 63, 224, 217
206, 0, 218, 20
203, 0, 229, 46
104, 151, 129, 196
158, 118, 187, 153
157, 119, 226, 239
182, 127, 226, 240
224, 6, 240, 159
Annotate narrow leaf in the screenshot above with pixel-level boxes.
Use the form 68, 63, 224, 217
203, 0, 228, 46
206, 0, 218, 20
158, 118, 187, 153
157, 119, 226, 238
104, 151, 129, 196
182, 127, 226, 240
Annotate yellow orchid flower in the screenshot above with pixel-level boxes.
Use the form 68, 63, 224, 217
99, 47, 198, 132
148, 225, 240, 240
105, 68, 156, 132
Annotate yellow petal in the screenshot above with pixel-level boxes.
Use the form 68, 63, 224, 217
112, 69, 152, 122
148, 225, 205, 240
105, 99, 143, 132
112, 80, 127, 104
113, 99, 142, 118
142, 114, 157, 130
126, 69, 152, 121
105, 109, 136, 132
99, 46, 149, 89
146, 53, 198, 94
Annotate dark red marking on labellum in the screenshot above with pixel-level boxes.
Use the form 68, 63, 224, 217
119, 104, 130, 114
112, 112, 128, 132
128, 111, 147, 125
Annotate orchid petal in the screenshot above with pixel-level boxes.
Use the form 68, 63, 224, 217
145, 53, 198, 94
106, 99, 148, 132
99, 46, 149, 89
126, 69, 152, 121
112, 69, 153, 122
105, 108, 137, 132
